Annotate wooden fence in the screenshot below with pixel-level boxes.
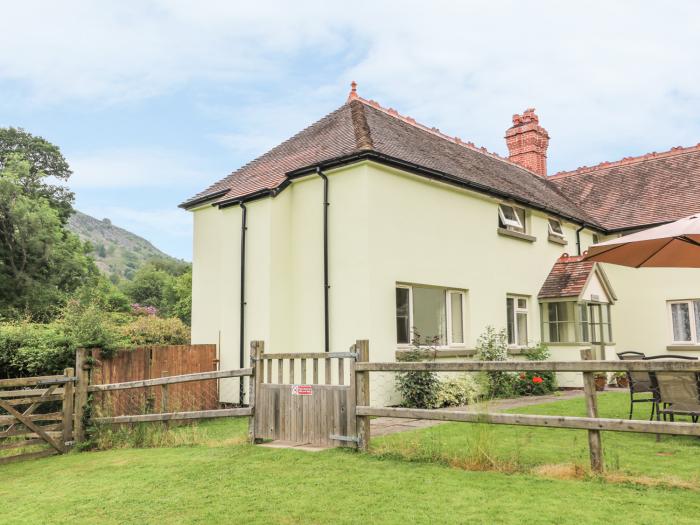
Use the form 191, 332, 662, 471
354, 347, 700, 472
89, 345, 219, 416
0, 370, 76, 465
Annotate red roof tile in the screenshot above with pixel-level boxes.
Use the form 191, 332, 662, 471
181, 91, 599, 226
538, 254, 595, 299
550, 144, 700, 231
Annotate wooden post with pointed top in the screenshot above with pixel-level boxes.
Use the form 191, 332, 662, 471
581, 348, 604, 473
74, 348, 91, 444
248, 341, 264, 444
355, 340, 370, 452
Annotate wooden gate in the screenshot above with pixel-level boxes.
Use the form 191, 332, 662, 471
0, 369, 76, 465
251, 341, 368, 448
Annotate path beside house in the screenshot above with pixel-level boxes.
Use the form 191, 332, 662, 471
370, 389, 587, 437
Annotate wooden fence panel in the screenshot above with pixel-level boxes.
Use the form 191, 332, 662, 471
90, 345, 218, 416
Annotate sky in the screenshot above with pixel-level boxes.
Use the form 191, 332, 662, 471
2, 1, 699, 260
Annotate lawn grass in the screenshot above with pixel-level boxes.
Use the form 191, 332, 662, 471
373, 392, 700, 485
1, 393, 699, 524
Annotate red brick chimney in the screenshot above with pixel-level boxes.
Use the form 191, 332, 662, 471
505, 108, 549, 177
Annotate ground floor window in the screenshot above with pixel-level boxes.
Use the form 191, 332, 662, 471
540, 301, 612, 344
668, 299, 700, 344
506, 296, 529, 346
396, 285, 466, 346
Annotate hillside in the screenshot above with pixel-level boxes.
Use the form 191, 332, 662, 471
67, 210, 184, 281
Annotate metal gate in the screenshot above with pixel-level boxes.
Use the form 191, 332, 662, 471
251, 342, 367, 447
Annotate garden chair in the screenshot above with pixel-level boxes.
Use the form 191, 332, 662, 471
649, 370, 700, 423
616, 351, 655, 420
644, 354, 700, 423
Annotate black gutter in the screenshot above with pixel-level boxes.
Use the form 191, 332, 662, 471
575, 224, 585, 255
239, 201, 247, 405
179, 188, 230, 210
317, 167, 330, 353
287, 150, 602, 233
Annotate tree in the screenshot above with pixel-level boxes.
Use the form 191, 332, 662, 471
0, 127, 74, 222
0, 156, 95, 320
123, 265, 175, 312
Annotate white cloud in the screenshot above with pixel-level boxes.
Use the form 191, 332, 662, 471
68, 148, 210, 189
2, 0, 700, 173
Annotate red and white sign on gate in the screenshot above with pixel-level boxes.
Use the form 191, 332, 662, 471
291, 384, 313, 396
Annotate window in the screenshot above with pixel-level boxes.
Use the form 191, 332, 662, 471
668, 300, 700, 344
547, 218, 565, 240
396, 285, 466, 346
506, 296, 529, 346
541, 301, 613, 344
592, 233, 600, 244
498, 204, 525, 233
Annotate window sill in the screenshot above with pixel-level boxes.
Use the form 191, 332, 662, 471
497, 227, 536, 243
666, 344, 700, 352
548, 234, 568, 246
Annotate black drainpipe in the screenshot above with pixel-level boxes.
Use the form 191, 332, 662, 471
239, 202, 248, 404
317, 167, 330, 353
575, 224, 585, 256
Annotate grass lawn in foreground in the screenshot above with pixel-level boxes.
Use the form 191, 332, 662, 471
0, 393, 699, 524
373, 392, 700, 483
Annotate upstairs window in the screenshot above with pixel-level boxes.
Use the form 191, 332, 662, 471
396, 285, 466, 346
668, 300, 700, 344
548, 218, 565, 240
498, 204, 526, 233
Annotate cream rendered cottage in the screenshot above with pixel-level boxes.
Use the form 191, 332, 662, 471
181, 84, 700, 404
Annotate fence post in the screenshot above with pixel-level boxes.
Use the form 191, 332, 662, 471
62, 367, 75, 447
248, 340, 264, 444
580, 348, 604, 473
74, 348, 90, 444
355, 340, 370, 451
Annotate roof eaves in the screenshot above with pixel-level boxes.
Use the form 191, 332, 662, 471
179, 188, 231, 210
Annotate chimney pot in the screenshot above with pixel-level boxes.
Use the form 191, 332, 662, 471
505, 108, 549, 177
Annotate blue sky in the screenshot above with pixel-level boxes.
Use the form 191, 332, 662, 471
2, 1, 699, 260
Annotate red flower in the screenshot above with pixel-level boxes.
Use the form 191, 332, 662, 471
532, 376, 543, 384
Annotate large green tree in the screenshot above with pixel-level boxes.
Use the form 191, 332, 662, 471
0, 127, 74, 222
0, 156, 95, 320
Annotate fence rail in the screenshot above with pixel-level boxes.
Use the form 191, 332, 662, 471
355, 347, 700, 472
355, 360, 700, 372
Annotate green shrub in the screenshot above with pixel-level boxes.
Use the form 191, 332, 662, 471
0, 321, 73, 378
120, 315, 190, 346
395, 334, 440, 409
476, 326, 515, 399
512, 343, 557, 396
435, 374, 479, 407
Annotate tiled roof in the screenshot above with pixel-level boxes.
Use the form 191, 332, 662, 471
181, 91, 599, 226
538, 254, 595, 299
550, 144, 700, 231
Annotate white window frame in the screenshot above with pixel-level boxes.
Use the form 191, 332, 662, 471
547, 218, 565, 240
498, 204, 524, 231
667, 300, 700, 345
507, 295, 529, 348
446, 290, 466, 347
396, 284, 467, 348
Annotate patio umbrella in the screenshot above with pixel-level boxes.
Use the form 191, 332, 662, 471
585, 213, 700, 268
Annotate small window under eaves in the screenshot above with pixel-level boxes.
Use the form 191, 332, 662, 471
548, 218, 565, 239
498, 204, 525, 232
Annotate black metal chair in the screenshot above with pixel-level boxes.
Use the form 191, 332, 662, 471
617, 351, 656, 420
645, 355, 699, 422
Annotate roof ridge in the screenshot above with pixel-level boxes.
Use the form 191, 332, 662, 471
348, 90, 546, 177
551, 142, 700, 179
350, 100, 374, 150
